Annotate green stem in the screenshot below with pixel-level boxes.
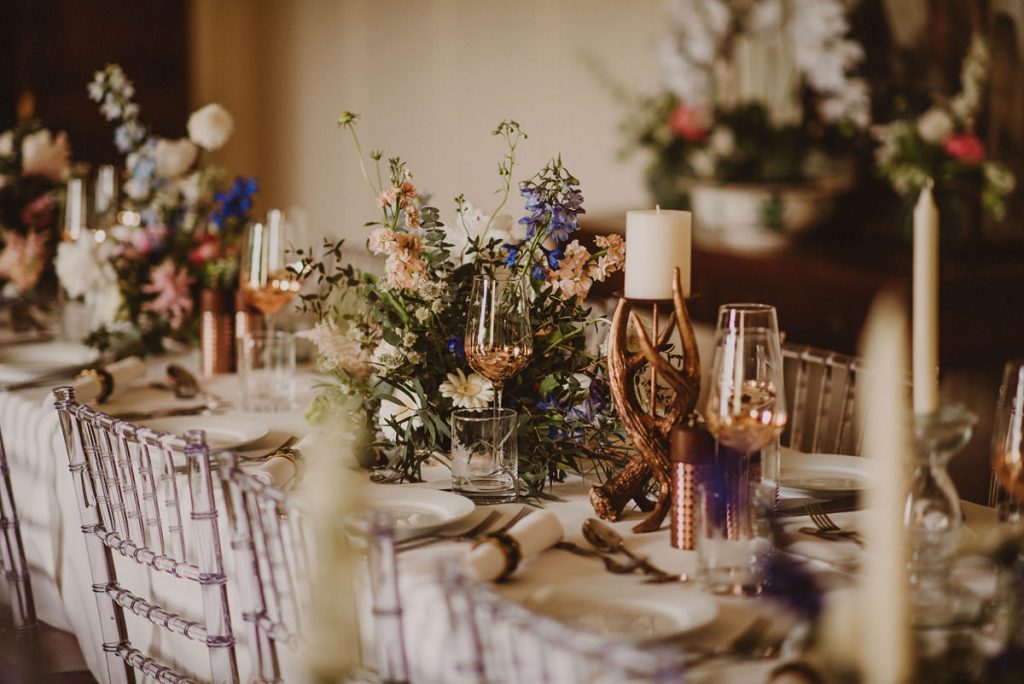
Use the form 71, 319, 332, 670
345, 125, 380, 199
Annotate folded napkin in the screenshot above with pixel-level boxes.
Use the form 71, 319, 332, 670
43, 356, 146, 406
464, 509, 563, 582
253, 453, 300, 490
778, 511, 862, 568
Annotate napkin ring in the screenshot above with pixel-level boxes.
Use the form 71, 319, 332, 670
76, 367, 114, 403
472, 531, 522, 581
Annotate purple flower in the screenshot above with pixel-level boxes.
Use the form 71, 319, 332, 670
445, 336, 465, 359
502, 243, 520, 268
537, 392, 561, 411
531, 264, 546, 281
759, 551, 823, 621
211, 176, 259, 228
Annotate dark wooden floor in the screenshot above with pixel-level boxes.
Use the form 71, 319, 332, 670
0, 609, 96, 684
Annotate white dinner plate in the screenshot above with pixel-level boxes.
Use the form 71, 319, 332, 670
139, 416, 270, 451
522, 578, 718, 641
364, 487, 476, 540
0, 342, 99, 384
779, 448, 870, 497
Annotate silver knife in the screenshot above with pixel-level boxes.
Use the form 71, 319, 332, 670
0, 368, 85, 392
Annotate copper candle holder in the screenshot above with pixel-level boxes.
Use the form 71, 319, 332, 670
590, 267, 701, 533
200, 289, 236, 376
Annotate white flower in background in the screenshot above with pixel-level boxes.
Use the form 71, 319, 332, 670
378, 386, 423, 441
708, 127, 735, 158
0, 130, 12, 157
187, 103, 234, 151
787, 0, 863, 93
54, 235, 121, 326
370, 339, 403, 370
20, 129, 70, 181
124, 176, 149, 201
176, 171, 203, 205
659, 0, 730, 106
985, 162, 1016, 195
439, 369, 494, 409
299, 320, 371, 380
444, 203, 523, 264
688, 149, 716, 178
916, 108, 955, 145
819, 78, 871, 128
153, 137, 198, 178
950, 35, 990, 124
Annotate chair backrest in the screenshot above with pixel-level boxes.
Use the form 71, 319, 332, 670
0, 424, 38, 639
217, 451, 314, 683
781, 343, 869, 455
52, 386, 237, 684
439, 563, 685, 683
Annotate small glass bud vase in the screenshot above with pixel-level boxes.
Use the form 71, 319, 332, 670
905, 403, 982, 627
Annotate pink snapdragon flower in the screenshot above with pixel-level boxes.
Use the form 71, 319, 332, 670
142, 260, 194, 329
944, 133, 986, 163
0, 229, 49, 291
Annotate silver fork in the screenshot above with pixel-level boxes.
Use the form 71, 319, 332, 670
806, 502, 864, 546
398, 506, 533, 553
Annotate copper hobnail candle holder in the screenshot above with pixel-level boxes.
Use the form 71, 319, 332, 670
591, 267, 701, 533
200, 289, 236, 376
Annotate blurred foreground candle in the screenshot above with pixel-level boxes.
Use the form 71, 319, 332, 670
623, 208, 691, 300
912, 183, 939, 414
857, 291, 913, 683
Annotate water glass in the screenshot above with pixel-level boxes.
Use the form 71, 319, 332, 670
695, 446, 770, 595
238, 331, 296, 412
450, 408, 518, 504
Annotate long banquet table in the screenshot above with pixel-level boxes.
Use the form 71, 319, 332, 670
0, 348, 1002, 682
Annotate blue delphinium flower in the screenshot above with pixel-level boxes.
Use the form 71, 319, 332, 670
211, 177, 259, 229
502, 243, 520, 268
536, 392, 562, 411
542, 246, 564, 270
531, 264, 546, 281
547, 426, 569, 441
445, 336, 465, 359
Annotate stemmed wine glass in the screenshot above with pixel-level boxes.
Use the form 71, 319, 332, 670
239, 208, 307, 334
992, 360, 1024, 517
464, 274, 533, 409
705, 303, 788, 456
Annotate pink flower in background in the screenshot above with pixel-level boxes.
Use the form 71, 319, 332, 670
944, 133, 986, 163
142, 260, 194, 329
668, 104, 711, 142
20, 129, 70, 181
0, 230, 49, 291
20, 192, 55, 230
368, 227, 396, 255
111, 223, 168, 258
376, 187, 398, 209
546, 239, 594, 302
188, 234, 222, 266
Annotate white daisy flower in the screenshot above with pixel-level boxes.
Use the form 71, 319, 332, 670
439, 369, 495, 409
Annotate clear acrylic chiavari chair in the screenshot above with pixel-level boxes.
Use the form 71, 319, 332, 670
0, 423, 38, 640
217, 451, 315, 683
52, 386, 237, 684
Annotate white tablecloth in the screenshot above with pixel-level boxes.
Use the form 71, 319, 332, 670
0, 348, 1001, 683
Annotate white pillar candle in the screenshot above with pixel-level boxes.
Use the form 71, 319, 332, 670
912, 184, 939, 414
858, 291, 913, 684
623, 209, 691, 300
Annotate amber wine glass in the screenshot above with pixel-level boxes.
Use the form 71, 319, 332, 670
464, 274, 533, 409
992, 360, 1024, 511
705, 303, 787, 457
239, 209, 306, 334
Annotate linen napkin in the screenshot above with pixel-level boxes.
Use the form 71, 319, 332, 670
464, 509, 564, 582
43, 356, 146, 406
253, 453, 300, 490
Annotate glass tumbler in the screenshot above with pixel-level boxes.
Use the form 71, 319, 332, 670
238, 331, 296, 412
450, 408, 518, 504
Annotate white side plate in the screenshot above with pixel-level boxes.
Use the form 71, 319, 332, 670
0, 342, 99, 383
139, 416, 270, 451
779, 449, 870, 497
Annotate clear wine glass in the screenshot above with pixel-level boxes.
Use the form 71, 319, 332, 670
705, 304, 787, 456
464, 273, 533, 409
239, 208, 306, 335
992, 360, 1024, 514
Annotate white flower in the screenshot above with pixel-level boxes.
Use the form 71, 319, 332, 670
0, 130, 12, 157
187, 103, 234, 151
916, 108, 955, 145
378, 386, 423, 441
708, 127, 735, 157
21, 129, 70, 181
688, 149, 716, 178
439, 369, 495, 409
124, 176, 149, 200
299, 320, 371, 380
55, 235, 122, 326
985, 162, 1017, 195
176, 171, 203, 205
819, 78, 871, 128
444, 203, 523, 264
370, 340, 403, 370
152, 138, 198, 178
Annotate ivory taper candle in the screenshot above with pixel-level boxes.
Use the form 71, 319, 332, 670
623, 208, 691, 300
912, 183, 939, 414
858, 291, 913, 684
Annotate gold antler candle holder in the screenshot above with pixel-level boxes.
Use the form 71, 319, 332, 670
592, 267, 701, 533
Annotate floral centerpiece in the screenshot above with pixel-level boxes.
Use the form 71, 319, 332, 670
55, 64, 256, 354
873, 35, 1016, 240
615, 0, 870, 247
0, 120, 71, 325
299, 114, 627, 493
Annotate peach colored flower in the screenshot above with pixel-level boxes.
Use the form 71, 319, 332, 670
376, 187, 398, 209
368, 227, 396, 255
393, 231, 422, 253
142, 260, 194, 329
590, 233, 625, 281
399, 180, 417, 205
0, 230, 49, 291
384, 251, 427, 290
546, 239, 594, 302
21, 129, 70, 181
404, 204, 422, 229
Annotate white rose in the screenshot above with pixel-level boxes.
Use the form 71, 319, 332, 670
708, 127, 735, 158
21, 129, 70, 181
88, 282, 123, 327
153, 138, 198, 178
916, 108, 955, 145
0, 130, 12, 157
187, 103, 234, 151
378, 387, 423, 441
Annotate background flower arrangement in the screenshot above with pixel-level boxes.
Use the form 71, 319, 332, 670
619, 0, 871, 209
299, 114, 627, 493
55, 64, 256, 354
0, 119, 71, 322
873, 35, 1016, 239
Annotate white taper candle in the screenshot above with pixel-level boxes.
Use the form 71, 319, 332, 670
912, 183, 939, 414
